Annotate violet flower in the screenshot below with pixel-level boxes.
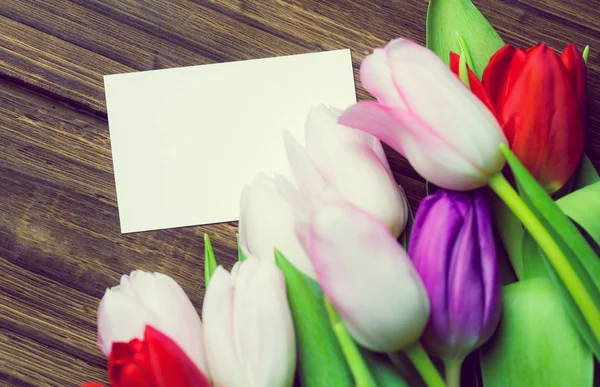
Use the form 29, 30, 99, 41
409, 189, 501, 360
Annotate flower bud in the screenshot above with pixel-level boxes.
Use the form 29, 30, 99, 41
285, 104, 408, 236
409, 189, 501, 358
97, 271, 208, 376
202, 258, 296, 387
297, 201, 429, 352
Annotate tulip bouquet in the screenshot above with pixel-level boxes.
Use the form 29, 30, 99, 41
84, 0, 600, 386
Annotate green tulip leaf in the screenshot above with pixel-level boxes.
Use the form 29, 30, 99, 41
426, 0, 504, 77
541, 252, 600, 360
519, 188, 600, 360
236, 233, 246, 262
480, 279, 593, 387
204, 234, 217, 287
557, 181, 600, 247
275, 250, 353, 387
521, 229, 546, 280
573, 154, 599, 190
362, 351, 409, 387
489, 193, 523, 281
501, 145, 600, 360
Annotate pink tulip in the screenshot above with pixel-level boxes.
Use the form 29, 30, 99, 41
239, 173, 314, 278
285, 104, 408, 237
339, 39, 507, 191
297, 201, 430, 352
97, 271, 208, 377
203, 257, 296, 387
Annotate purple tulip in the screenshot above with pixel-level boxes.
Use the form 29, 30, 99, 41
409, 189, 501, 359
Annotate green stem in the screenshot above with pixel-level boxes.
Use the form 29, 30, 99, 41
443, 357, 463, 387
324, 299, 377, 387
488, 173, 600, 340
404, 344, 446, 387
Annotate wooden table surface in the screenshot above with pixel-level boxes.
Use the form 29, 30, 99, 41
1, 0, 599, 385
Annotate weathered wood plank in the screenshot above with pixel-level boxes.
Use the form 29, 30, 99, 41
0, 326, 107, 387
0, 15, 130, 114
1, 1, 600, 386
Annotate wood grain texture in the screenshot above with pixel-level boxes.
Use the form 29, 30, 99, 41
1, 0, 599, 385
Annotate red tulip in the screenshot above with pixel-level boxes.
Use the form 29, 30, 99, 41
451, 43, 586, 193
82, 325, 211, 387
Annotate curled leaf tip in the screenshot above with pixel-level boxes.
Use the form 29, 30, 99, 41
204, 234, 217, 286
455, 31, 475, 71
236, 233, 246, 262
583, 45, 589, 64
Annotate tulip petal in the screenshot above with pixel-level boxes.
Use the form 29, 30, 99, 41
355, 130, 392, 171
305, 105, 408, 236
120, 272, 207, 376
238, 173, 315, 278
501, 44, 584, 192
338, 101, 405, 157
301, 202, 429, 352
203, 266, 246, 387
234, 259, 296, 387
448, 203, 487, 355
474, 193, 502, 338
342, 101, 493, 190
409, 193, 467, 355
109, 340, 155, 387
273, 174, 311, 222
482, 45, 527, 111
560, 44, 587, 115
384, 39, 506, 179
283, 131, 327, 200
144, 326, 212, 387
449, 52, 497, 116
97, 289, 160, 357
360, 48, 406, 108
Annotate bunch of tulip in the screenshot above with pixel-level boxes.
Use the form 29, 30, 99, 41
84, 0, 600, 386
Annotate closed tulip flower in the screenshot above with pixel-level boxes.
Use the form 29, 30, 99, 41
82, 326, 211, 387
284, 104, 408, 237
203, 258, 296, 387
338, 39, 507, 191
409, 189, 501, 360
239, 173, 314, 278
481, 43, 586, 193
97, 271, 208, 376
297, 201, 429, 352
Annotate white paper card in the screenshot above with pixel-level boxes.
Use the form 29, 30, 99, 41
104, 49, 356, 233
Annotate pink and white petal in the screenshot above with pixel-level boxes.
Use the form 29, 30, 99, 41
235, 260, 296, 387
304, 105, 359, 165
97, 289, 160, 356
385, 39, 506, 171
361, 48, 406, 107
338, 101, 405, 157
306, 203, 429, 351
125, 271, 162, 312
203, 266, 245, 387
282, 131, 327, 200
150, 273, 208, 375
241, 174, 314, 276
354, 130, 393, 172
273, 174, 312, 222
311, 128, 407, 236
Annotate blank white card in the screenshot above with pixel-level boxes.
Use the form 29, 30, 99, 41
104, 49, 357, 233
